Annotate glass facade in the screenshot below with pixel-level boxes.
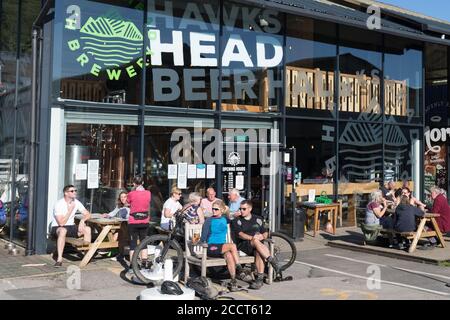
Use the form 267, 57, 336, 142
6, 0, 448, 252
0, 0, 41, 246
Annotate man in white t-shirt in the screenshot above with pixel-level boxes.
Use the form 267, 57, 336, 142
161, 186, 183, 230
51, 185, 91, 267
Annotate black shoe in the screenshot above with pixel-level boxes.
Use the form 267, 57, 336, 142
54, 261, 63, 268
237, 270, 253, 282
267, 256, 281, 274
249, 277, 264, 290
228, 279, 239, 292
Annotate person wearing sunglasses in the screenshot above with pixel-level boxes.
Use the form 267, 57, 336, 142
231, 200, 280, 290
161, 186, 183, 231
200, 199, 244, 292
50, 185, 92, 267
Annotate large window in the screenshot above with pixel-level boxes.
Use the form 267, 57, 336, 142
220, 1, 284, 113
285, 16, 337, 118
65, 123, 139, 213
54, 0, 144, 104
338, 26, 382, 120
146, 0, 220, 110
0, 0, 41, 246
384, 36, 423, 123
425, 43, 448, 194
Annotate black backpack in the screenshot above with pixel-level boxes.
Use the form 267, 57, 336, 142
186, 276, 219, 300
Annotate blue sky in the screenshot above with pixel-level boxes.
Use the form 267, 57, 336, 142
378, 0, 450, 22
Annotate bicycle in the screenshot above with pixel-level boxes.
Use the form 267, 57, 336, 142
262, 208, 297, 281
131, 212, 185, 285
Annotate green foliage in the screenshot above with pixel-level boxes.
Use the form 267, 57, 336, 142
0, 0, 41, 54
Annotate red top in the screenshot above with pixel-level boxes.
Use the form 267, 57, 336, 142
432, 194, 450, 233
127, 188, 151, 225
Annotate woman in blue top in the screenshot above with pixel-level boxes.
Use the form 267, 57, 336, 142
200, 199, 242, 291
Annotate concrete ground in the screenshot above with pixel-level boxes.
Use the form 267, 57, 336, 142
1, 232, 450, 300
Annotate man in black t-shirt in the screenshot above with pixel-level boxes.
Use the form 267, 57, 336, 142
231, 200, 280, 290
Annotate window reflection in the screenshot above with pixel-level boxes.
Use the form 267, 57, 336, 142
384, 36, 423, 122
65, 124, 139, 213
285, 15, 337, 117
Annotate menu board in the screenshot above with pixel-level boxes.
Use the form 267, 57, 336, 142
424, 142, 447, 195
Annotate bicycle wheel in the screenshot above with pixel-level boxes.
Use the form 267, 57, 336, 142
131, 234, 184, 285
270, 232, 297, 272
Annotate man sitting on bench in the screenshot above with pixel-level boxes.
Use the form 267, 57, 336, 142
50, 185, 91, 267
231, 200, 280, 290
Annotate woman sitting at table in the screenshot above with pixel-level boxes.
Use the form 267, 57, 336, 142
103, 191, 130, 219
365, 190, 393, 229
102, 191, 129, 244
365, 190, 395, 246
394, 195, 425, 248
430, 186, 450, 233
401, 187, 426, 211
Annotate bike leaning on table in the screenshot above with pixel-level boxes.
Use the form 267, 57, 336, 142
131, 211, 185, 284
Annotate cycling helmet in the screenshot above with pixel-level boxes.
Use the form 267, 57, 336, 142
161, 281, 183, 295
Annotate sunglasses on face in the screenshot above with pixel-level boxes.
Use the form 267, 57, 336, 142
68, 189, 77, 193
212, 208, 220, 211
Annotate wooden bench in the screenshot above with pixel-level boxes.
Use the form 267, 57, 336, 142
184, 223, 274, 284
379, 213, 445, 253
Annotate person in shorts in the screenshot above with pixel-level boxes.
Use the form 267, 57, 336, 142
231, 200, 280, 289
51, 185, 91, 267
200, 199, 243, 291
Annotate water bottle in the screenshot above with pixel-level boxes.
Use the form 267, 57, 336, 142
164, 258, 173, 281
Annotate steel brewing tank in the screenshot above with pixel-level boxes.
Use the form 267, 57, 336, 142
65, 145, 90, 205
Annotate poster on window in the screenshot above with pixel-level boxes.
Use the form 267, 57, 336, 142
87, 160, 99, 189
424, 142, 447, 196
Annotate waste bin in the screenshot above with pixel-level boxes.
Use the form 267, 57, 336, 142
293, 206, 306, 240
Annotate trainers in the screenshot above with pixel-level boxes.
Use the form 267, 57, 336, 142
228, 279, 239, 292
237, 270, 253, 282
267, 256, 281, 274
249, 276, 264, 290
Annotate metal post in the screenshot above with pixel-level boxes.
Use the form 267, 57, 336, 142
8, 0, 22, 252
27, 28, 39, 255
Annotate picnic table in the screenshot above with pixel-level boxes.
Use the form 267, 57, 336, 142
73, 214, 127, 267
300, 202, 340, 237
379, 212, 445, 253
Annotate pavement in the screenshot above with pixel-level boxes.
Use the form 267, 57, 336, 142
1, 230, 450, 300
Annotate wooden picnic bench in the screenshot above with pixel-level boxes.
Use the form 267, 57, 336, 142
184, 223, 274, 284
378, 213, 445, 253
73, 214, 127, 267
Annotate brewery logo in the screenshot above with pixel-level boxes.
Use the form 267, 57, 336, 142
227, 152, 241, 166
65, 8, 150, 80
